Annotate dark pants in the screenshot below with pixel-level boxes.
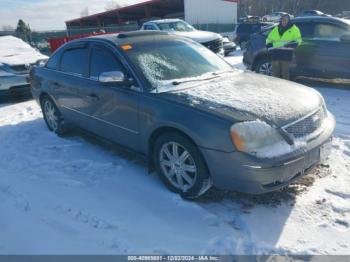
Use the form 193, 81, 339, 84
272, 60, 291, 80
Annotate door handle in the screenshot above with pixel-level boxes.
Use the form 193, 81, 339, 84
86, 93, 100, 101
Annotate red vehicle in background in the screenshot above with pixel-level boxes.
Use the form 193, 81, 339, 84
48, 31, 115, 53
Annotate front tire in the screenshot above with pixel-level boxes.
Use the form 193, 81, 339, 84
41, 96, 68, 136
153, 132, 212, 199
255, 57, 272, 76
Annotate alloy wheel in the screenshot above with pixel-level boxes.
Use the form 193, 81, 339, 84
258, 62, 272, 76
159, 142, 197, 192
43, 99, 59, 131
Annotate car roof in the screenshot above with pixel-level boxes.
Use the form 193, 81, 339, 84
146, 19, 183, 24
302, 10, 323, 14
293, 16, 350, 26
66, 31, 179, 47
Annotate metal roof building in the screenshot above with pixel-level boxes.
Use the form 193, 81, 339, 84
65, 0, 238, 35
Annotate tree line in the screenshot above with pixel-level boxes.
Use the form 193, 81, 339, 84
238, 0, 350, 17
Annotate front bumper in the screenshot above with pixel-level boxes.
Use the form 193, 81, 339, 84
201, 114, 335, 194
0, 74, 31, 97
224, 43, 237, 55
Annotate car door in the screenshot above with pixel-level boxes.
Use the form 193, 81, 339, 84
86, 44, 140, 151
311, 22, 350, 79
54, 44, 97, 130
293, 21, 319, 77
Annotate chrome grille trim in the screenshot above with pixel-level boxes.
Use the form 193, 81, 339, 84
202, 38, 223, 53
282, 107, 326, 139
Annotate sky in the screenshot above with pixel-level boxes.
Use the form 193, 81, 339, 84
0, 0, 144, 31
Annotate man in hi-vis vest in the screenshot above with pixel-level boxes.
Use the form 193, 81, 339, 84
266, 14, 302, 80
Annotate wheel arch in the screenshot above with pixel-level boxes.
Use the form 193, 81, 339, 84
253, 52, 271, 71
147, 126, 206, 173
39, 92, 54, 105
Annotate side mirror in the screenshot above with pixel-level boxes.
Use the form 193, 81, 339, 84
99, 71, 125, 83
340, 34, 350, 43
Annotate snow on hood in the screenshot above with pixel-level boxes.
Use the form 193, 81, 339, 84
172, 30, 222, 43
0, 36, 48, 66
160, 71, 323, 127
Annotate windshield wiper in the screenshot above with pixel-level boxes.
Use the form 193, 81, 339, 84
172, 74, 220, 86
212, 70, 234, 76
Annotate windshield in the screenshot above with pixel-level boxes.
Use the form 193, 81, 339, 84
124, 39, 232, 91
156, 21, 195, 32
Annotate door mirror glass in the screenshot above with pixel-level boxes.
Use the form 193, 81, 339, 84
340, 34, 350, 43
99, 71, 125, 83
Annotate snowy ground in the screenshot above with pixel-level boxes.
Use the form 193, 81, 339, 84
0, 52, 349, 255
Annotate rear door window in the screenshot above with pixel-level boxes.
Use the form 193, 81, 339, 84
89, 46, 124, 79
144, 24, 157, 30
60, 47, 89, 76
314, 23, 348, 40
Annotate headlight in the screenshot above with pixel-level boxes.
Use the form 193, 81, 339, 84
0, 64, 14, 77
230, 120, 294, 158
36, 59, 48, 67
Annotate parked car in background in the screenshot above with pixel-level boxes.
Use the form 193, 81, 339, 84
243, 16, 350, 80
335, 11, 350, 19
140, 19, 224, 56
30, 31, 335, 199
235, 21, 273, 49
0, 36, 48, 97
298, 10, 327, 17
262, 12, 292, 23
222, 37, 237, 55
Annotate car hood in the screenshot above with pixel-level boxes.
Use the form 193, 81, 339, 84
158, 71, 323, 127
0, 36, 48, 66
172, 30, 221, 43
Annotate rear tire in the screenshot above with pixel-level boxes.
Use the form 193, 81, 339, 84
153, 132, 212, 199
41, 96, 68, 136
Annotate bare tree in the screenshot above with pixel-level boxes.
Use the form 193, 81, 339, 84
1, 25, 15, 31
238, 0, 350, 17
105, 0, 124, 11
80, 7, 89, 17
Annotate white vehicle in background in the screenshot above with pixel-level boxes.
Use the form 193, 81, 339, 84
0, 36, 48, 97
141, 19, 226, 56
262, 12, 293, 22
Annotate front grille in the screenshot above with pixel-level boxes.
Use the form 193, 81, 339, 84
284, 108, 326, 139
202, 38, 223, 53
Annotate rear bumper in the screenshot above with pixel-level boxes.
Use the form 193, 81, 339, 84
200, 114, 335, 194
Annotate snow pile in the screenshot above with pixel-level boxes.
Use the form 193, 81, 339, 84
0, 101, 242, 254
0, 36, 47, 65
